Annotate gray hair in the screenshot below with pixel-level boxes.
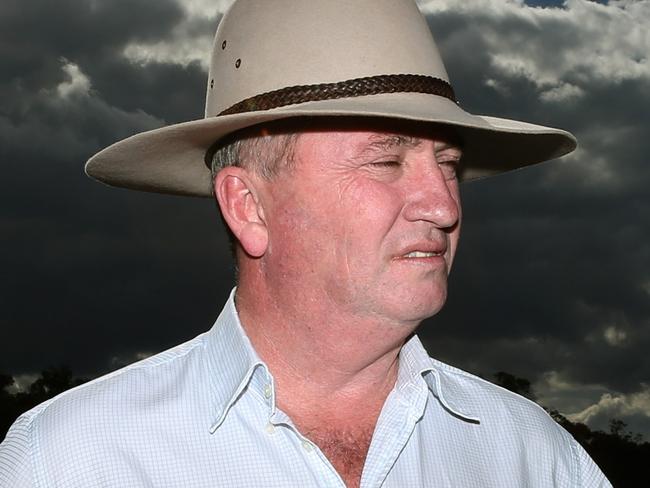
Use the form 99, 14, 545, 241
210, 129, 299, 183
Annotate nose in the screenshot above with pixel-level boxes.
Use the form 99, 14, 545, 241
402, 164, 460, 229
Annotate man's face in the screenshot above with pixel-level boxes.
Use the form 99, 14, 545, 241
259, 121, 462, 326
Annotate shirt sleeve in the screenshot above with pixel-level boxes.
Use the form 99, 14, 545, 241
572, 437, 612, 488
0, 414, 37, 488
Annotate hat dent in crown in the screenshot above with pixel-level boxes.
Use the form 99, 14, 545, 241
86, 0, 576, 197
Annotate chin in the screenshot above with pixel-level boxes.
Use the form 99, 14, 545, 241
384, 287, 448, 324
407, 302, 446, 323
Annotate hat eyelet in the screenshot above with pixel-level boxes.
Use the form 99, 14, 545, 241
210, 79, 214, 89
221, 40, 227, 50
235, 59, 241, 69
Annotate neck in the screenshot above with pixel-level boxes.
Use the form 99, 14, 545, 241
235, 269, 418, 425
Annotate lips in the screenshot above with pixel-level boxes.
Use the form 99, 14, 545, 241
395, 241, 448, 260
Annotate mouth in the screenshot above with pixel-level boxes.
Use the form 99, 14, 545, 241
402, 251, 443, 258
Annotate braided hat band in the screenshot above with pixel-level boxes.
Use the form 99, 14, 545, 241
218, 74, 457, 116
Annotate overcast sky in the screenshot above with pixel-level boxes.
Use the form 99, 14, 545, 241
1, 0, 648, 438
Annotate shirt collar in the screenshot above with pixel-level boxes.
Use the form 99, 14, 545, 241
398, 334, 481, 423
204, 290, 480, 431
205, 288, 271, 433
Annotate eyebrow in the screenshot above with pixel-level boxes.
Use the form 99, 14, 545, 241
366, 134, 423, 152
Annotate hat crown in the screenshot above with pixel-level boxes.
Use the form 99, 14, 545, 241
205, 0, 449, 117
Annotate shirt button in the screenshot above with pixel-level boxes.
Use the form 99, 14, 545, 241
265, 422, 275, 434
263, 384, 272, 399
301, 440, 313, 452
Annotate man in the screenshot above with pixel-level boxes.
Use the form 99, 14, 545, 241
0, 0, 610, 486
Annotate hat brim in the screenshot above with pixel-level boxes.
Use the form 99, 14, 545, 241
85, 93, 576, 197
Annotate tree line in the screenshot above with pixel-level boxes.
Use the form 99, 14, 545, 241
1, 367, 648, 486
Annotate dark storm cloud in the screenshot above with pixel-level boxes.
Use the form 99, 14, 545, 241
0, 0, 182, 99
0, 0, 208, 127
0, 0, 232, 376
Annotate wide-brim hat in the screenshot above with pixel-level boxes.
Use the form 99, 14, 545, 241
85, 0, 576, 198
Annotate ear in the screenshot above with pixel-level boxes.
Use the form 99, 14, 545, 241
214, 167, 269, 258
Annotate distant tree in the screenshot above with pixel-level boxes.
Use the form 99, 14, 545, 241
0, 366, 88, 441
0, 374, 14, 396
27, 366, 82, 401
541, 399, 649, 487
607, 418, 644, 444
0, 372, 22, 440
494, 372, 650, 486
609, 418, 627, 437
494, 371, 536, 401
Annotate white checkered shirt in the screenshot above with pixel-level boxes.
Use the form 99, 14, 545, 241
1, 290, 610, 487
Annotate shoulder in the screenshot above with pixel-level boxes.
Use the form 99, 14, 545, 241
0, 333, 210, 486
30, 331, 208, 424
431, 358, 563, 436
428, 359, 611, 486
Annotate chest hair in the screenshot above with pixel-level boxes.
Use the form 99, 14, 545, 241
304, 426, 374, 488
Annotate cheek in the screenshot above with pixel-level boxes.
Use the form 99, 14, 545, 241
334, 180, 403, 260
272, 205, 321, 255
340, 176, 403, 222
268, 176, 403, 275
266, 187, 337, 271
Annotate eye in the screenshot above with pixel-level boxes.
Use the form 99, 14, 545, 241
369, 160, 401, 168
438, 158, 461, 180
